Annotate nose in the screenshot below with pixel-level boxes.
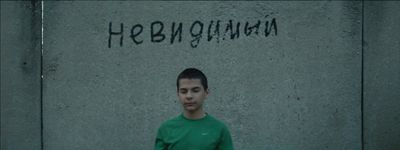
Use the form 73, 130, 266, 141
186, 91, 193, 100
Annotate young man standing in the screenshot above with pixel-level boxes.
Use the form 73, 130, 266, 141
154, 68, 234, 150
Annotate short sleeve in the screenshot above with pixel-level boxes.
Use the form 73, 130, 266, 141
154, 126, 168, 150
216, 125, 234, 150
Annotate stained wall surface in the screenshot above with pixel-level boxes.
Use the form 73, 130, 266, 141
1, 1, 42, 150
364, 2, 400, 150
42, 1, 362, 150
2, 1, 400, 150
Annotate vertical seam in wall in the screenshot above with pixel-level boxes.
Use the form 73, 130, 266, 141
40, 1, 44, 150
361, 0, 365, 150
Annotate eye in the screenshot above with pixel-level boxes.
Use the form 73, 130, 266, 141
192, 88, 200, 93
179, 89, 188, 94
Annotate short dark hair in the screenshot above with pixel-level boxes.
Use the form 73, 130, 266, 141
176, 68, 208, 91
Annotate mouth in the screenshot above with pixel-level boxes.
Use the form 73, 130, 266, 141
184, 103, 196, 106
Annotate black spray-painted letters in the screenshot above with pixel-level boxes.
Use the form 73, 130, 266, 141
108, 15, 277, 48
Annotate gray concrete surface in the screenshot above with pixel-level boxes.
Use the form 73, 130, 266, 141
43, 1, 361, 150
1, 1, 42, 150
2, 1, 399, 150
364, 2, 400, 150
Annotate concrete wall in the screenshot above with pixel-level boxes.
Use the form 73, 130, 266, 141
364, 2, 400, 150
42, 1, 361, 150
1, 1, 42, 150
1, 1, 399, 150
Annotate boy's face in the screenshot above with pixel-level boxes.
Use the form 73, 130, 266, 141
177, 78, 208, 113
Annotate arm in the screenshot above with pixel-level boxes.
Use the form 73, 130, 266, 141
216, 126, 234, 150
154, 127, 168, 150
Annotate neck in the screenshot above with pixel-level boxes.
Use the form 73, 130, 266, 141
183, 109, 206, 120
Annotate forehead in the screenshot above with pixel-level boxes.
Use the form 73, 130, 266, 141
178, 78, 203, 89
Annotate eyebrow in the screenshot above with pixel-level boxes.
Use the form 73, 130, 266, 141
179, 87, 201, 91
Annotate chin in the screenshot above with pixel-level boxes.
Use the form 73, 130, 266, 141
185, 107, 197, 112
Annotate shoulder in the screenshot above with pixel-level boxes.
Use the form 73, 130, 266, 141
158, 114, 183, 129
206, 114, 230, 130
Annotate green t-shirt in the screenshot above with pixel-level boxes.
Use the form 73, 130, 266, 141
154, 113, 234, 150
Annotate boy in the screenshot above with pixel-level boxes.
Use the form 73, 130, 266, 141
154, 68, 234, 150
